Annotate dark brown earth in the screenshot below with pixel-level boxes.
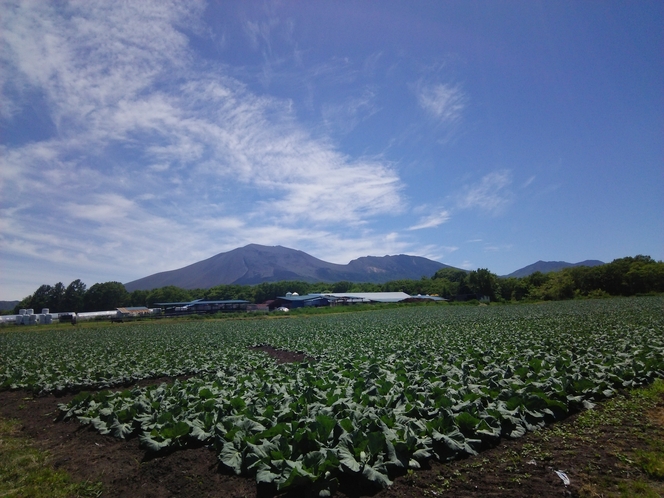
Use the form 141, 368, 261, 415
249, 345, 315, 364
1, 369, 662, 497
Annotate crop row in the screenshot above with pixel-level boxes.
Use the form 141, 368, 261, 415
2, 297, 663, 495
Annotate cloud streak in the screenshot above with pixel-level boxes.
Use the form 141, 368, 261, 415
321, 87, 379, 134
408, 210, 451, 230
417, 83, 466, 124
456, 170, 513, 215
0, 1, 410, 298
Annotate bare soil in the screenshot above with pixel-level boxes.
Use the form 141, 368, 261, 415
250, 345, 316, 364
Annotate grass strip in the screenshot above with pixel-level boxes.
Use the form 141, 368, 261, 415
576, 379, 664, 498
0, 417, 102, 498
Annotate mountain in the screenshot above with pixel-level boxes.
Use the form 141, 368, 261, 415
504, 260, 605, 279
0, 301, 19, 312
124, 244, 452, 291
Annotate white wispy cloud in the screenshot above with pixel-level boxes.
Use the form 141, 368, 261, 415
522, 175, 536, 188
483, 244, 513, 253
321, 87, 379, 134
0, 1, 409, 297
408, 210, 451, 230
459, 260, 474, 270
417, 83, 466, 123
456, 170, 513, 215
406, 169, 512, 230
415, 245, 459, 263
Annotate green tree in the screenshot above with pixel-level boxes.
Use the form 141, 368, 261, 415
526, 271, 549, 288
252, 282, 274, 304
468, 269, 501, 301
624, 256, 664, 294
28, 284, 53, 312
204, 284, 255, 301
426, 277, 456, 298
331, 281, 353, 293
62, 279, 87, 312
432, 268, 468, 282
499, 277, 518, 301
513, 278, 532, 301
580, 255, 664, 296
566, 266, 597, 296
47, 282, 65, 311
146, 286, 193, 307
348, 282, 382, 293
431, 268, 472, 296
531, 270, 576, 301
84, 282, 129, 311
252, 281, 314, 303
128, 289, 150, 307
380, 279, 415, 294
499, 276, 538, 301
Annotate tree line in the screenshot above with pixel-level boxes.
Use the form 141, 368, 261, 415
11, 255, 663, 314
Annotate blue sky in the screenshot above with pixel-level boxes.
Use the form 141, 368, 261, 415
1, 1, 662, 300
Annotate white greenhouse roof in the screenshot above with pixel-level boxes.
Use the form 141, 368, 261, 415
320, 292, 411, 303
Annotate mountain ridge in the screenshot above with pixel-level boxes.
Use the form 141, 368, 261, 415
0, 301, 19, 311
124, 244, 452, 291
123, 245, 607, 292
503, 260, 605, 278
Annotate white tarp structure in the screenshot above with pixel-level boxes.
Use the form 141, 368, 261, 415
320, 292, 412, 303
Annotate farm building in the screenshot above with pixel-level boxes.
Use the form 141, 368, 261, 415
323, 292, 445, 304
323, 292, 412, 304
154, 299, 249, 314
271, 292, 446, 310
246, 303, 269, 313
270, 294, 331, 310
117, 306, 151, 317
401, 294, 448, 303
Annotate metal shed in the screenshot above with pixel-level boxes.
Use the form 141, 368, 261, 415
271, 294, 331, 309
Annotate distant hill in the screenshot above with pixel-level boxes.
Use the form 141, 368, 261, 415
504, 260, 605, 278
0, 301, 19, 311
124, 244, 452, 291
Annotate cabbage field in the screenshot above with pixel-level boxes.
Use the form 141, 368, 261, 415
1, 297, 663, 496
